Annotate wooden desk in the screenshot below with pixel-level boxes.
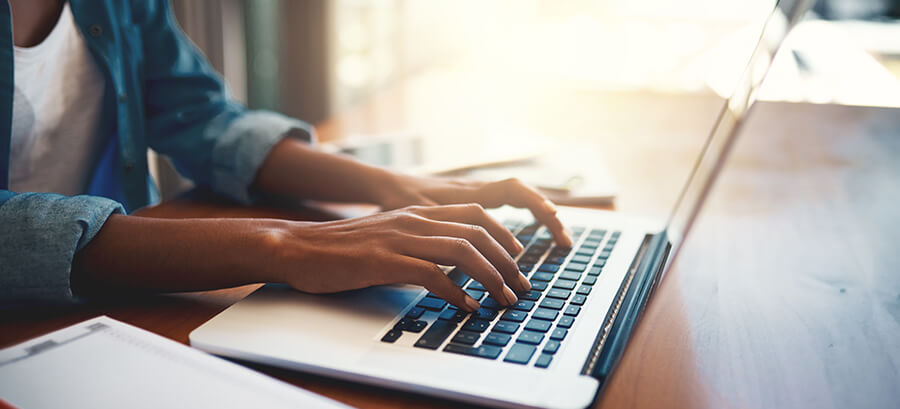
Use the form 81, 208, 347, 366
2, 99, 898, 409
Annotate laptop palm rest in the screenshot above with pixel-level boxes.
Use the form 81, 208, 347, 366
191, 283, 422, 357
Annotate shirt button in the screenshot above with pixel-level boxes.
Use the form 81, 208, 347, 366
124, 162, 134, 172
89, 24, 103, 37
119, 93, 127, 102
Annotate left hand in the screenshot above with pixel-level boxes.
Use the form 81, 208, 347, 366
377, 174, 573, 247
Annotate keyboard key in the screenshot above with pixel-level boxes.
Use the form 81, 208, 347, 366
517, 330, 545, 345
537, 263, 560, 273
571, 255, 592, 264
444, 344, 502, 360
557, 316, 575, 328
598, 251, 612, 259
520, 290, 542, 301
580, 241, 599, 249
381, 329, 402, 343
565, 262, 588, 272
467, 281, 486, 291
439, 308, 468, 322
534, 353, 553, 368
525, 319, 552, 333
493, 321, 520, 334
552, 279, 578, 290
582, 275, 597, 285
539, 298, 565, 310
543, 340, 561, 354
405, 307, 425, 319
544, 255, 566, 264
513, 300, 535, 312
394, 318, 413, 329
564, 305, 581, 316
465, 289, 486, 301
588, 266, 603, 276
593, 259, 606, 268
531, 272, 554, 282
575, 246, 597, 257
504, 343, 537, 365
546, 289, 571, 300
570, 294, 587, 306
417, 297, 447, 311
550, 328, 568, 340
462, 318, 491, 333
415, 320, 457, 349
559, 271, 582, 281
476, 308, 498, 321
500, 310, 528, 323
549, 246, 570, 256
517, 263, 534, 272
577, 285, 592, 295
451, 330, 481, 345
397, 319, 427, 333
533, 308, 559, 321
603, 244, 615, 252
447, 268, 471, 286
483, 332, 511, 347
480, 297, 502, 309
530, 281, 548, 291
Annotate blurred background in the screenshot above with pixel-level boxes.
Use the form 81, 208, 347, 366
155, 0, 900, 210
169, 0, 900, 117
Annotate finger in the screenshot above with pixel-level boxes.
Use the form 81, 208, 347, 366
396, 256, 480, 312
410, 203, 524, 255
394, 235, 518, 305
481, 178, 572, 247
402, 215, 530, 293
381, 193, 439, 210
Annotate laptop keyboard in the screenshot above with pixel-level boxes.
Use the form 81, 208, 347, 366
380, 220, 620, 369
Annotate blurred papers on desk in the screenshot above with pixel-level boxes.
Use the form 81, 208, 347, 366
0, 316, 351, 409
328, 132, 617, 207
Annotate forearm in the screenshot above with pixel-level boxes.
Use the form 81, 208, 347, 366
71, 214, 283, 295
253, 135, 402, 205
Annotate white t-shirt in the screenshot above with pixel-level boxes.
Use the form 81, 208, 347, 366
9, 2, 107, 196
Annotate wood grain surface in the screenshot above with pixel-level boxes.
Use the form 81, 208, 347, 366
2, 99, 897, 409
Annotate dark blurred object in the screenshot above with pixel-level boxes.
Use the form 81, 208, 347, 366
814, 0, 900, 20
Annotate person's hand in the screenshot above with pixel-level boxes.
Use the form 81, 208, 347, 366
261, 204, 533, 312
376, 174, 573, 247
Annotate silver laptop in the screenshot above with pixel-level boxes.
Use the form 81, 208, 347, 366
190, 2, 812, 408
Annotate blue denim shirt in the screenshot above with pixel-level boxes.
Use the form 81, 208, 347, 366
0, 0, 314, 305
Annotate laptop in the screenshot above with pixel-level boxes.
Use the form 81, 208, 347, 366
190, 2, 813, 408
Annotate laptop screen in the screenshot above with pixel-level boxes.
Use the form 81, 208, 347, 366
663, 0, 814, 264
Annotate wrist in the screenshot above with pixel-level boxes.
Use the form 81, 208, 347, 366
366, 168, 410, 208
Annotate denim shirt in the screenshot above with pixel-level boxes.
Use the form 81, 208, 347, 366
0, 0, 314, 305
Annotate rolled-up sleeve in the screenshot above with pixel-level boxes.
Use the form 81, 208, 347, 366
137, 0, 315, 205
0, 192, 124, 305
207, 110, 315, 204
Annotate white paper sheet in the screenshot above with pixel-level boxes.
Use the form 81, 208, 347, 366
0, 316, 351, 409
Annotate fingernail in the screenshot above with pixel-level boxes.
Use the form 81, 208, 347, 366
514, 239, 525, 254
517, 274, 531, 291
543, 199, 558, 213
502, 285, 518, 305
464, 296, 481, 312
562, 229, 574, 247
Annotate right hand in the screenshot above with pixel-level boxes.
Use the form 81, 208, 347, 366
259, 204, 531, 312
